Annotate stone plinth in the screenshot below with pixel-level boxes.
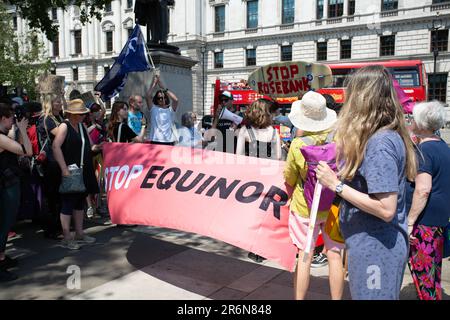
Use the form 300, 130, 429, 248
119, 50, 197, 124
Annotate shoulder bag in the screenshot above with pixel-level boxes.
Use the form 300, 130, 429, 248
58, 123, 87, 194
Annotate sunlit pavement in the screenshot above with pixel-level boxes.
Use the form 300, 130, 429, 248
1, 219, 448, 300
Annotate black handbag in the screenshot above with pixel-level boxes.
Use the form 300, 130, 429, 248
59, 123, 87, 194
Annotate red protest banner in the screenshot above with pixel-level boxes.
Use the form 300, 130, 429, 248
103, 143, 297, 271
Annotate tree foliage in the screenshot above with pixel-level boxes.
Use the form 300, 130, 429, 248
6, 0, 113, 41
0, 2, 51, 100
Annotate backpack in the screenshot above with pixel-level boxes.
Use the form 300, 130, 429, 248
299, 132, 337, 212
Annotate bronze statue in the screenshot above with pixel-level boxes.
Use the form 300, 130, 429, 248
134, 0, 175, 45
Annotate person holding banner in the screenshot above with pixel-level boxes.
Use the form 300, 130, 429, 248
236, 98, 281, 263
145, 75, 179, 145
107, 102, 146, 143
284, 91, 344, 300
236, 99, 281, 160
316, 66, 417, 300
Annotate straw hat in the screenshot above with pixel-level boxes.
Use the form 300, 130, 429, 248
288, 91, 337, 132
65, 99, 89, 114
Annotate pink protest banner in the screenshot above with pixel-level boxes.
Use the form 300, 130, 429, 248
102, 143, 297, 271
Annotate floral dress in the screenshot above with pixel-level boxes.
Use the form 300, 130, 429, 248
408, 225, 444, 300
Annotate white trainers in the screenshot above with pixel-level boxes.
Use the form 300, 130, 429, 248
74, 234, 96, 244
60, 239, 81, 250
86, 207, 94, 219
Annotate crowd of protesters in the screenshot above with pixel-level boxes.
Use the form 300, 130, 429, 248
0, 68, 449, 303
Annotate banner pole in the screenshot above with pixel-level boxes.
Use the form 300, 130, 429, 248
303, 182, 322, 262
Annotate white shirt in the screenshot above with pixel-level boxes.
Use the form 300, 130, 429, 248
149, 105, 176, 142
176, 126, 203, 148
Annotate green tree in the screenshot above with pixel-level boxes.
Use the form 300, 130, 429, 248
6, 0, 113, 41
0, 2, 51, 100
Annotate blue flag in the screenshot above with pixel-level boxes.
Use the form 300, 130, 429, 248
95, 25, 151, 101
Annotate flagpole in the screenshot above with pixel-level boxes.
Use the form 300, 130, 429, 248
147, 48, 156, 70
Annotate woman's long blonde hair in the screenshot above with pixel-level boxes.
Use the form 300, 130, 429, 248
40, 93, 63, 118
40, 93, 64, 132
335, 65, 417, 181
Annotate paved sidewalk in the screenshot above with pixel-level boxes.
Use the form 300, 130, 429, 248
0, 220, 449, 300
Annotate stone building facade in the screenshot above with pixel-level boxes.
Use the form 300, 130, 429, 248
8, 0, 450, 116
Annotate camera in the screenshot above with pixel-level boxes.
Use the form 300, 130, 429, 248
14, 102, 42, 124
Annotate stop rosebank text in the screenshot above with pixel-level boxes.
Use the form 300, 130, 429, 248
257, 64, 312, 95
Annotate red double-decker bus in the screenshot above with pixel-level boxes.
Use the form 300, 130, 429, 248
318, 60, 427, 106
213, 60, 427, 115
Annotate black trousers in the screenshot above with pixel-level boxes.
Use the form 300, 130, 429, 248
41, 161, 62, 235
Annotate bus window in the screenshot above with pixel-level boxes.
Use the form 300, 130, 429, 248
388, 67, 420, 88
326, 68, 352, 88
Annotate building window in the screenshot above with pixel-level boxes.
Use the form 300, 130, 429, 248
52, 34, 59, 57
74, 30, 82, 54
50, 68, 56, 75
127, 28, 133, 38
282, 0, 295, 24
246, 48, 256, 66
431, 29, 449, 53
382, 0, 398, 11
428, 73, 447, 102
328, 0, 344, 18
73, 6, 80, 16
51, 8, 58, 21
380, 35, 395, 56
214, 52, 223, 69
281, 45, 292, 61
31, 34, 38, 48
340, 39, 351, 59
104, 65, 110, 75
317, 0, 324, 20
73, 67, 79, 81
317, 42, 327, 61
247, 0, 258, 29
348, 0, 356, 16
106, 31, 113, 52
215, 5, 225, 33
127, 0, 133, 9
12, 15, 17, 30
105, 3, 112, 12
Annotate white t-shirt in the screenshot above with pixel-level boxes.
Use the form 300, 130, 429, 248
177, 126, 203, 148
149, 104, 176, 142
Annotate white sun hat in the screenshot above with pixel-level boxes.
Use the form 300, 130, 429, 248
288, 91, 337, 132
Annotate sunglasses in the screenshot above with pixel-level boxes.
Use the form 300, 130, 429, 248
220, 98, 230, 102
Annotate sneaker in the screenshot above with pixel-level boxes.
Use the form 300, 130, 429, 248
86, 207, 94, 219
311, 253, 328, 268
7, 231, 17, 239
0, 255, 18, 270
74, 234, 96, 244
60, 239, 81, 250
0, 269, 18, 282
